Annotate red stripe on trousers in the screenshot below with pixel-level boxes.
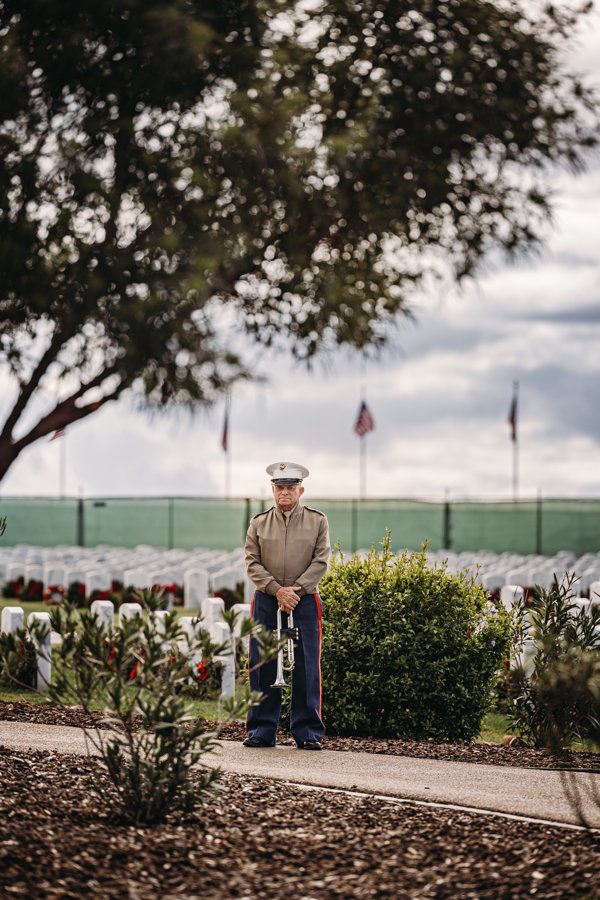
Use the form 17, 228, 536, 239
314, 593, 323, 721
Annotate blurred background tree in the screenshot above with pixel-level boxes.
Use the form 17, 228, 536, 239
0, 0, 597, 481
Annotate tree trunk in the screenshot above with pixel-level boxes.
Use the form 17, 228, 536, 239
0, 437, 20, 484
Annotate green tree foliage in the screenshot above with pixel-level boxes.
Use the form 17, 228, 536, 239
319, 537, 510, 740
0, 1, 596, 479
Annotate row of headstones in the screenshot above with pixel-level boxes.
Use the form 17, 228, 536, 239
0, 596, 252, 699
499, 584, 600, 613
0, 547, 249, 605
426, 550, 600, 594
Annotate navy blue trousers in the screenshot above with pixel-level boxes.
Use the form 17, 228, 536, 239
247, 590, 324, 746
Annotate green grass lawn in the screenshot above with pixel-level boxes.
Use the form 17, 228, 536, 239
0, 680, 228, 722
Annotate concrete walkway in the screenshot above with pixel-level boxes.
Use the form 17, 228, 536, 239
1, 720, 599, 828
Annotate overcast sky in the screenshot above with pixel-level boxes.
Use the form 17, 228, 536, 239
1, 5, 599, 503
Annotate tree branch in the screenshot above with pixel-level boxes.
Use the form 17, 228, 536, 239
11, 367, 134, 453
0, 326, 66, 441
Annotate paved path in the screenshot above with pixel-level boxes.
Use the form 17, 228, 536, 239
1, 721, 599, 828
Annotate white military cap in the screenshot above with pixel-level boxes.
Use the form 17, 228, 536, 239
266, 461, 309, 484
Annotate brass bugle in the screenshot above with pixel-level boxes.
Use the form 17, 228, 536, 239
271, 607, 298, 688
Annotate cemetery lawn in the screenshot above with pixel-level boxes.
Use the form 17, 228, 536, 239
0, 596, 47, 616
1, 747, 598, 899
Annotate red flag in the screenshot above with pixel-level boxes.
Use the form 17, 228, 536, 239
354, 401, 374, 437
220, 404, 229, 452
508, 392, 517, 442
49, 427, 66, 441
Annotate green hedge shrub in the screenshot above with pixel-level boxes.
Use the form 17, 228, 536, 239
320, 539, 510, 741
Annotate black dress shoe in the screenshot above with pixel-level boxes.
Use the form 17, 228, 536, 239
299, 740, 322, 750
242, 736, 274, 748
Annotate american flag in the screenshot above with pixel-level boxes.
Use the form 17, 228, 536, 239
354, 401, 374, 437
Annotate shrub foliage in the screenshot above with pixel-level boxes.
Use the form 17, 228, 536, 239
320, 538, 509, 741
507, 576, 600, 750
0, 627, 38, 687
21, 590, 276, 824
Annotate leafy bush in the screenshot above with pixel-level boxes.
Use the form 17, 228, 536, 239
319, 538, 510, 741
507, 576, 600, 750
28, 589, 277, 824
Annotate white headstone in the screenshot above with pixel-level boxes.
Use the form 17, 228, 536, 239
24, 563, 44, 583
119, 602, 143, 625
212, 621, 235, 700
65, 567, 88, 588
480, 571, 504, 591
514, 637, 536, 677
504, 568, 530, 589
183, 568, 209, 611
90, 599, 115, 631
86, 570, 111, 594
589, 581, 600, 603
210, 565, 244, 593
1, 606, 24, 634
499, 585, 525, 612
179, 615, 203, 675
123, 568, 151, 589
43, 565, 66, 588
202, 596, 225, 627
28, 611, 51, 691
152, 610, 170, 637
6, 561, 26, 582
148, 571, 178, 609
230, 603, 252, 637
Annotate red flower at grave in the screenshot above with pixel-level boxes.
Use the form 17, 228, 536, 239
43, 584, 65, 605
197, 661, 210, 683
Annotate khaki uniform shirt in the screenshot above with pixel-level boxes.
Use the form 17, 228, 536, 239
245, 503, 330, 596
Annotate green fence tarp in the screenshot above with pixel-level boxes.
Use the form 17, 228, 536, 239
1, 497, 599, 555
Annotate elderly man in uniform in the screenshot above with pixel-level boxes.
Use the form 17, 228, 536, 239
244, 461, 330, 750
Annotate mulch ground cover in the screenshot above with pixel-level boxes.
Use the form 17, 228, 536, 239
2, 700, 599, 772
1, 746, 598, 899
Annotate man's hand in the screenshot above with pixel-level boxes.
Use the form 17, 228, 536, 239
276, 586, 299, 613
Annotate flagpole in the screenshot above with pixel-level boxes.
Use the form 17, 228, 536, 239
59, 433, 66, 498
360, 433, 366, 501
359, 359, 366, 501
225, 446, 231, 499
512, 379, 519, 501
223, 391, 232, 499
